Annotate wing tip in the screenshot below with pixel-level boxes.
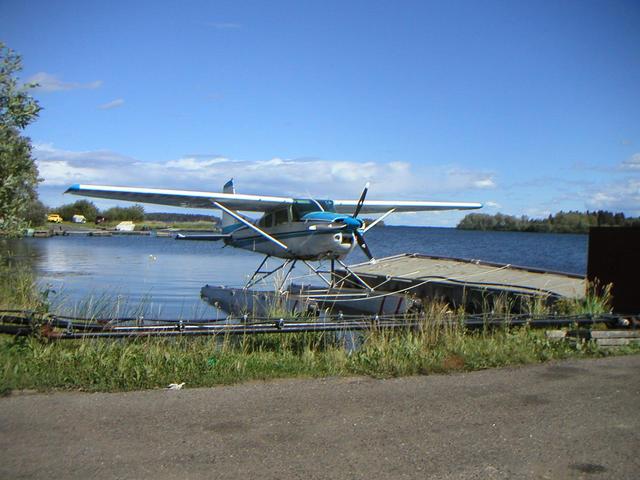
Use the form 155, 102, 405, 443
65, 183, 81, 194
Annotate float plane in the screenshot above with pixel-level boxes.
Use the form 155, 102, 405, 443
66, 180, 481, 290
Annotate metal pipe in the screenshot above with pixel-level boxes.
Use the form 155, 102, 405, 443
1, 309, 624, 340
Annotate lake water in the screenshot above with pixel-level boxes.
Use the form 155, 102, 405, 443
1, 227, 587, 320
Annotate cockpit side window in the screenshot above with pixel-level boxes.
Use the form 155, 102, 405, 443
274, 208, 290, 225
259, 207, 291, 227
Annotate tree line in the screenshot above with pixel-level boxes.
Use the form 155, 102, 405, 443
457, 211, 640, 234
144, 212, 220, 224
43, 200, 219, 225
52, 200, 145, 223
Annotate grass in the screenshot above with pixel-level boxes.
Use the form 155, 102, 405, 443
555, 280, 613, 316
1, 252, 637, 394
2, 309, 637, 394
0, 252, 49, 313
134, 220, 218, 231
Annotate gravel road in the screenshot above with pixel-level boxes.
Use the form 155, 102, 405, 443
1, 355, 638, 479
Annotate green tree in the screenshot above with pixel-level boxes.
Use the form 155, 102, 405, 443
57, 200, 99, 222
457, 210, 640, 233
103, 205, 144, 222
0, 43, 42, 235
23, 198, 47, 227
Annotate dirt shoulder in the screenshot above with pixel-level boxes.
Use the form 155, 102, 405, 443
1, 355, 639, 479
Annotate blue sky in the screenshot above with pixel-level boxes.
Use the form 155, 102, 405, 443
2, 0, 639, 225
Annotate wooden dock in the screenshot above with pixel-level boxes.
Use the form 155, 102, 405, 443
340, 253, 586, 311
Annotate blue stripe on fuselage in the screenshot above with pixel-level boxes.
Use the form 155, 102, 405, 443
301, 212, 361, 230
301, 211, 344, 222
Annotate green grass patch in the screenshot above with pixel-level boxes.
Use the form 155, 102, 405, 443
2, 322, 637, 393
0, 251, 49, 313
134, 220, 217, 231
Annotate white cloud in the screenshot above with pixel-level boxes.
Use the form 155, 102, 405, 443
27, 72, 102, 92
484, 201, 501, 208
473, 178, 496, 188
34, 143, 135, 167
98, 98, 125, 110
34, 144, 139, 186
165, 156, 230, 170
38, 160, 104, 185
620, 153, 640, 171
585, 178, 640, 214
34, 145, 491, 214
444, 168, 497, 190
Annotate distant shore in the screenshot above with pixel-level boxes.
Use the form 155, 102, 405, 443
457, 211, 640, 234
17, 220, 220, 238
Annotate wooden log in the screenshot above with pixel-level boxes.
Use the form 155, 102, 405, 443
590, 330, 640, 339
545, 330, 567, 339
595, 338, 640, 346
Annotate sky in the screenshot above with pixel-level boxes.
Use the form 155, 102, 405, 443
2, 0, 639, 226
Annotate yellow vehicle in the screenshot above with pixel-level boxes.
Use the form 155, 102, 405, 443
47, 213, 63, 223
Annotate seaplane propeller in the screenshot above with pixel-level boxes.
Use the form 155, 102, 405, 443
332, 182, 376, 261
306, 183, 375, 260
352, 183, 375, 261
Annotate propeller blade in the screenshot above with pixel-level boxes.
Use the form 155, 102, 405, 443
353, 182, 370, 218
355, 231, 374, 261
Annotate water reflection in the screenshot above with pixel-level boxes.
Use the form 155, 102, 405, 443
0, 237, 43, 271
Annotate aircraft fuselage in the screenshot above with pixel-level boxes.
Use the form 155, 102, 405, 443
226, 219, 357, 261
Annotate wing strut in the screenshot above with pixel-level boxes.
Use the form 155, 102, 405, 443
363, 208, 396, 233
211, 201, 289, 251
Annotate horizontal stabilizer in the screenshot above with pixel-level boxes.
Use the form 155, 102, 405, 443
175, 233, 230, 241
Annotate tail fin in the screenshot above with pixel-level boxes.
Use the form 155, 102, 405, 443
221, 179, 237, 232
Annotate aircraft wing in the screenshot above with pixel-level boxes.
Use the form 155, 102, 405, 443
65, 184, 294, 212
332, 200, 482, 214
66, 184, 482, 214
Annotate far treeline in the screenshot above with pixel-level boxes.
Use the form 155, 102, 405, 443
49, 200, 144, 223
144, 212, 220, 223
42, 200, 219, 225
457, 211, 640, 234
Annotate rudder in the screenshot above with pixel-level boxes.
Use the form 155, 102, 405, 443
221, 179, 237, 231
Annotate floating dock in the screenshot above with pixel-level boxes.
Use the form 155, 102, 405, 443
339, 253, 586, 312
200, 284, 416, 317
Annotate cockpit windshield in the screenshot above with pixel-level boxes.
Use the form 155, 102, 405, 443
292, 199, 335, 220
